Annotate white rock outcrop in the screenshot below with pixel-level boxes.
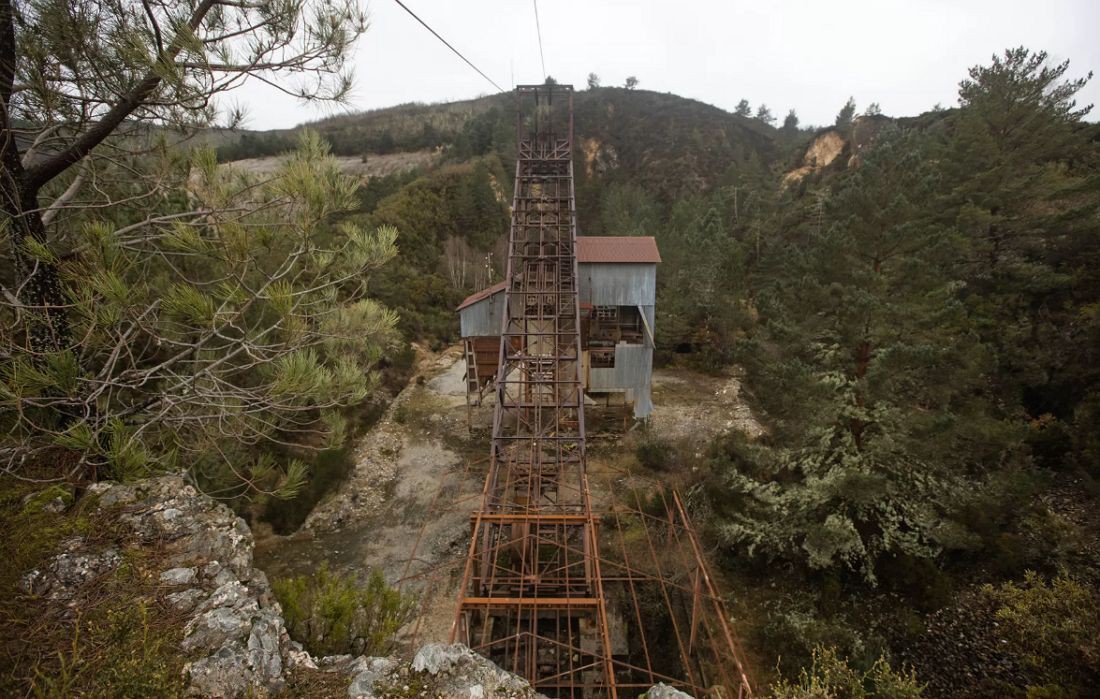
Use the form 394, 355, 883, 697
20, 476, 557, 698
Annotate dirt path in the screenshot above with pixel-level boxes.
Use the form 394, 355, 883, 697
253, 346, 476, 588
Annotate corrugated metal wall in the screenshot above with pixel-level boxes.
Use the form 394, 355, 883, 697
459, 291, 505, 337
578, 263, 656, 306
588, 343, 654, 419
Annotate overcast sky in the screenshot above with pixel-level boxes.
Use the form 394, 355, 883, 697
232, 0, 1100, 131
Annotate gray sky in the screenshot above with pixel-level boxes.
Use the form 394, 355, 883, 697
233, 0, 1100, 131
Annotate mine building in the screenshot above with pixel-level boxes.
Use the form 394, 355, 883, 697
458, 235, 660, 420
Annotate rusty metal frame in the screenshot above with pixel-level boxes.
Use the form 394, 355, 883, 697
398, 84, 752, 698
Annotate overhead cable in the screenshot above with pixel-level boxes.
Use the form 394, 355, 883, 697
533, 0, 547, 79
391, 0, 506, 93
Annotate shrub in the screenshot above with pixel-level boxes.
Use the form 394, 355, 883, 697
635, 433, 675, 471
768, 645, 924, 698
980, 572, 1100, 692
274, 565, 415, 657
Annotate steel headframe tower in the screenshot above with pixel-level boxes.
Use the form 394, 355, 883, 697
451, 83, 617, 697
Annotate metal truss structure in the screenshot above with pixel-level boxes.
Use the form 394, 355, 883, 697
399, 85, 752, 698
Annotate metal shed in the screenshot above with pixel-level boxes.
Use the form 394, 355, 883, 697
458, 236, 661, 420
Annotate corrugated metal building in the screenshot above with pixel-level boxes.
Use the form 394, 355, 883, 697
458, 236, 660, 419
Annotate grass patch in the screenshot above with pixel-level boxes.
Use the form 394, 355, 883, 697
0, 479, 188, 697
274, 564, 415, 657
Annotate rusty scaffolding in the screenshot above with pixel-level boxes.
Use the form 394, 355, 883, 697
399, 85, 752, 698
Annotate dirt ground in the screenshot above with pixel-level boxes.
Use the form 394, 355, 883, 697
650, 366, 764, 443
253, 347, 763, 645
254, 345, 486, 645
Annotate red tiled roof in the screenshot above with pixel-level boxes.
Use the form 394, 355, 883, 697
456, 236, 660, 310
457, 280, 507, 311
577, 236, 661, 264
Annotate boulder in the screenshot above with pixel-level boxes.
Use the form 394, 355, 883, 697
645, 683, 695, 699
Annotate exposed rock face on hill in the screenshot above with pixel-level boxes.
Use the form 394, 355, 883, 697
581, 137, 620, 177
784, 128, 846, 183
784, 115, 896, 184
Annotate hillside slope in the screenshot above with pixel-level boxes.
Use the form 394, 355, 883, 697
217, 87, 786, 199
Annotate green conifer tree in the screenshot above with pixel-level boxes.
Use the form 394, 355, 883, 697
835, 97, 857, 128
943, 47, 1099, 465
715, 131, 1024, 581
1, 133, 399, 498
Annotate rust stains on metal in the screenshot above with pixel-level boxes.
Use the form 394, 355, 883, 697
399, 84, 752, 699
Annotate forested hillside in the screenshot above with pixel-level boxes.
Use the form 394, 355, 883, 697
215, 86, 787, 345
212, 49, 1100, 697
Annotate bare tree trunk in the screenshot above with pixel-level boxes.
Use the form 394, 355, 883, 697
1, 0, 68, 350
0, 169, 70, 351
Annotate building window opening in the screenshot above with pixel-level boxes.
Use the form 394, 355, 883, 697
590, 305, 643, 345
591, 349, 615, 369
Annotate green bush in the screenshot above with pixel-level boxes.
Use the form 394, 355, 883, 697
980, 572, 1100, 693
768, 645, 924, 699
635, 433, 675, 471
274, 565, 415, 657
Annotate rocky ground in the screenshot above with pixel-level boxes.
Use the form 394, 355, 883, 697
254, 346, 477, 633
20, 476, 289, 695
254, 350, 764, 586
253, 348, 765, 665
650, 366, 765, 443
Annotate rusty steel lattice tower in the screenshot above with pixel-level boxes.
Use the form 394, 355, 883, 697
451, 83, 615, 694
397, 83, 754, 698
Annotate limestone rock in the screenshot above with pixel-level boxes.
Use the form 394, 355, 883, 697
21, 545, 121, 600
36, 476, 292, 697
645, 683, 695, 699
347, 657, 397, 699
27, 475, 551, 699
161, 567, 199, 585
408, 643, 543, 698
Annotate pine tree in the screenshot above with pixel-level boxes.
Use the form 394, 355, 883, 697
835, 97, 857, 127
714, 131, 1023, 582
782, 109, 800, 133
942, 47, 1099, 449
735, 99, 752, 117
656, 195, 749, 369
600, 183, 660, 237
0, 133, 399, 497
755, 104, 777, 126
586, 73, 601, 89
0, 0, 366, 354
